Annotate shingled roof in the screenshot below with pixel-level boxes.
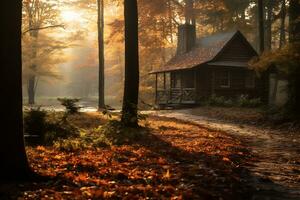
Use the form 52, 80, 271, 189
151, 31, 247, 73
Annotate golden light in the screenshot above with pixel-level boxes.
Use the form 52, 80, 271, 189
61, 10, 81, 22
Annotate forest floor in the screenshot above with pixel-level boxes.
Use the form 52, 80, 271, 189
1, 112, 255, 200
153, 108, 300, 200
1, 110, 299, 200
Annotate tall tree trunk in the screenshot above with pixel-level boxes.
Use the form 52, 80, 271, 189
28, 75, 36, 105
27, 19, 39, 105
167, 0, 174, 43
258, 0, 265, 53
289, 0, 300, 43
97, 0, 105, 109
288, 0, 300, 116
265, 0, 274, 50
121, 0, 140, 127
0, 0, 31, 180
279, 0, 286, 48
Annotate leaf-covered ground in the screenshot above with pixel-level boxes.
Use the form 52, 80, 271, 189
1, 113, 255, 200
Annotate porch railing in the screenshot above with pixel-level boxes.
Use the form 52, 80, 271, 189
156, 88, 196, 104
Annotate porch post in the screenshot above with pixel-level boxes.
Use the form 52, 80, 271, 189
163, 72, 166, 90
169, 72, 172, 104
155, 73, 158, 104
180, 71, 183, 103
194, 70, 197, 102
211, 70, 215, 96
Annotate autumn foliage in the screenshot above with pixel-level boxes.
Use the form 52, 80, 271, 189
1, 113, 254, 199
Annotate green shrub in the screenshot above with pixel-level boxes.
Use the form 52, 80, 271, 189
53, 120, 148, 151
57, 98, 81, 114
24, 107, 47, 139
43, 112, 79, 145
236, 95, 262, 108
24, 109, 79, 146
205, 95, 233, 107
94, 120, 147, 146
53, 138, 89, 152
204, 94, 262, 108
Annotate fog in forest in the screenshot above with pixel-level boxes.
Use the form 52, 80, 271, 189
22, 0, 125, 108
22, 0, 289, 109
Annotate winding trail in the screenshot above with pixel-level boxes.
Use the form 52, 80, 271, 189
150, 109, 300, 200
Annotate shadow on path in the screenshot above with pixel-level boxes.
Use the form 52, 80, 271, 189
153, 110, 300, 200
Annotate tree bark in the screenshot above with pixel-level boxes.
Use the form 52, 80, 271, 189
279, 0, 286, 48
0, 0, 31, 180
288, 0, 300, 116
265, 0, 274, 50
289, 0, 300, 43
97, 0, 105, 109
121, 0, 140, 127
27, 15, 39, 105
258, 0, 265, 53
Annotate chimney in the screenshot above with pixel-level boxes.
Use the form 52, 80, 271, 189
176, 24, 196, 55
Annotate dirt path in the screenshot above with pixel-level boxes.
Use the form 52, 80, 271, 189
151, 110, 300, 200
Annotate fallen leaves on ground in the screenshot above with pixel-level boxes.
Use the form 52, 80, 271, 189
3, 114, 254, 200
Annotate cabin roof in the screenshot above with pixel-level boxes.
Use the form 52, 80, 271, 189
151, 31, 256, 73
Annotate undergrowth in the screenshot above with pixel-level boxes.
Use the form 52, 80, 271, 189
53, 120, 149, 151
203, 94, 262, 108
24, 108, 79, 146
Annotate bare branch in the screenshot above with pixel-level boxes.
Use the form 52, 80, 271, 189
22, 24, 65, 35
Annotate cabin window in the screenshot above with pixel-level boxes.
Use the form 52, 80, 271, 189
217, 71, 231, 88
245, 71, 255, 89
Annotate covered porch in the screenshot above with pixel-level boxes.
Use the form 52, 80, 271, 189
154, 70, 197, 105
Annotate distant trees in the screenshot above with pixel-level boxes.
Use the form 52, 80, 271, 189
0, 0, 31, 180
71, 0, 106, 109
121, 0, 140, 127
22, 0, 63, 105
251, 0, 300, 118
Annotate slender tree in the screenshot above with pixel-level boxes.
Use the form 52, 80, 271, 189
279, 0, 287, 48
97, 0, 105, 109
121, 0, 140, 127
265, 0, 274, 50
23, 0, 62, 105
258, 0, 265, 53
0, 0, 31, 180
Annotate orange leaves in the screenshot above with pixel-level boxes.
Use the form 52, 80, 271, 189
222, 157, 231, 162
36, 146, 46, 151
20, 115, 252, 199
157, 157, 167, 165
54, 155, 63, 160
163, 169, 171, 180
75, 173, 89, 182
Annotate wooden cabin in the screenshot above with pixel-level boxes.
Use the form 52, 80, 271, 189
151, 24, 267, 106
